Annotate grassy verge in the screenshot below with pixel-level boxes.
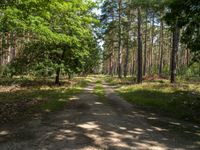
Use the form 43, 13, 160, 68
0, 76, 90, 123
93, 80, 105, 100
116, 81, 200, 123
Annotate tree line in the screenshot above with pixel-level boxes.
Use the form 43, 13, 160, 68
101, 0, 200, 83
0, 0, 101, 84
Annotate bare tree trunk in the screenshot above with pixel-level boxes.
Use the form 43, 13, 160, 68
159, 18, 164, 76
137, 7, 143, 84
170, 20, 180, 83
109, 1, 115, 76
124, 40, 129, 78
143, 8, 148, 76
131, 48, 135, 76
109, 52, 113, 75
55, 68, 61, 85
55, 49, 66, 85
149, 12, 154, 74
124, 10, 131, 78
117, 0, 122, 78
186, 48, 190, 66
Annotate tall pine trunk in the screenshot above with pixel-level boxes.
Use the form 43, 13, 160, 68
137, 7, 143, 84
143, 9, 148, 76
124, 10, 131, 78
149, 13, 154, 74
159, 18, 164, 76
117, 0, 122, 78
170, 20, 180, 83
109, 1, 115, 76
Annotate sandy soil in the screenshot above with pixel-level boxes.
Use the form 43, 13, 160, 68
0, 83, 200, 150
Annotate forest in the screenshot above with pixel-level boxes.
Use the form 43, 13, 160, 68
101, 0, 200, 83
0, 0, 200, 150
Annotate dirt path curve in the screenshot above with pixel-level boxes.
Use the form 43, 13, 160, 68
0, 83, 200, 150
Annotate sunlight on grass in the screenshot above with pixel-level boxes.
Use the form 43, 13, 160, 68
0, 77, 90, 115
93, 80, 105, 100
116, 81, 200, 123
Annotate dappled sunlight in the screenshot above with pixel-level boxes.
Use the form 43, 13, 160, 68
148, 117, 158, 120
92, 112, 110, 116
0, 80, 200, 149
119, 126, 127, 130
94, 102, 103, 105
0, 130, 10, 136
69, 96, 80, 101
152, 127, 168, 132
77, 122, 100, 130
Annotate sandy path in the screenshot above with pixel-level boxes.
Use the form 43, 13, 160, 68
0, 83, 200, 150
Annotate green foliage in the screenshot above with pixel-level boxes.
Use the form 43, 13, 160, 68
164, 0, 200, 62
0, 0, 101, 79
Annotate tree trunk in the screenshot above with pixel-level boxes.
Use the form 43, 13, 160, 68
109, 52, 113, 75
143, 9, 148, 76
124, 10, 131, 78
117, 0, 122, 78
137, 7, 143, 84
170, 20, 180, 83
149, 12, 154, 74
55, 68, 60, 85
124, 41, 129, 78
131, 48, 135, 76
55, 49, 66, 85
159, 18, 164, 76
186, 48, 190, 66
109, 1, 115, 76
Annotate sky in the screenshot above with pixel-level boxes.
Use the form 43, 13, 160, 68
92, 0, 102, 15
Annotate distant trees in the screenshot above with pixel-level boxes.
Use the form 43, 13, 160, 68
101, 0, 200, 83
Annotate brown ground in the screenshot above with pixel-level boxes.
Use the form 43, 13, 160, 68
0, 83, 200, 150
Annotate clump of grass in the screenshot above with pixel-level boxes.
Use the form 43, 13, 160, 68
38, 86, 82, 112
93, 82, 105, 100
117, 81, 200, 123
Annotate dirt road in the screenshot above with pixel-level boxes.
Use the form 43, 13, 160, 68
0, 83, 200, 150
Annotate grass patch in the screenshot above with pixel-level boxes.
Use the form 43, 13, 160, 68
37, 86, 82, 112
117, 81, 200, 123
94, 84, 104, 98
0, 77, 89, 123
93, 80, 105, 100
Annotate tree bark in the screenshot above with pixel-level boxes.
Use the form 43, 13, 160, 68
137, 7, 143, 84
159, 18, 164, 76
149, 12, 154, 74
55, 68, 61, 85
170, 20, 180, 83
109, 1, 115, 76
124, 10, 131, 78
55, 49, 66, 85
143, 8, 148, 76
117, 0, 122, 78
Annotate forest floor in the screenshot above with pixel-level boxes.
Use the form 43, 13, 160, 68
0, 77, 200, 150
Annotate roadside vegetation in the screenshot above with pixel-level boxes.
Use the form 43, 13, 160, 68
105, 76, 200, 123
0, 76, 90, 124
93, 80, 105, 100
